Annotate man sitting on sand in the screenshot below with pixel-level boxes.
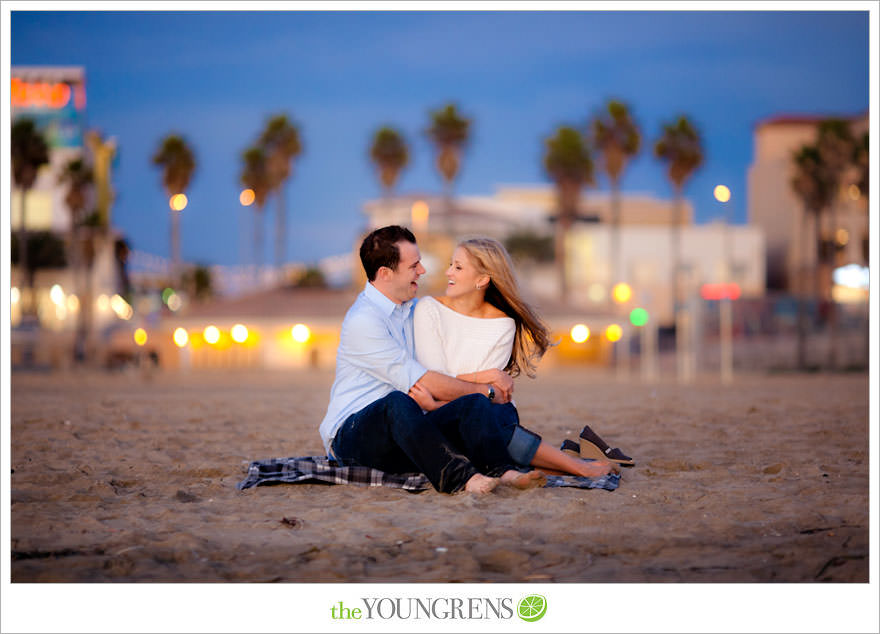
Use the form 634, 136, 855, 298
318, 225, 548, 494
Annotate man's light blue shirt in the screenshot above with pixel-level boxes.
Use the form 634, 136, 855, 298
318, 282, 427, 457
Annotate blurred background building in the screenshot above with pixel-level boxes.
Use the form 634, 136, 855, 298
362, 186, 764, 325
9, 68, 868, 376
11, 66, 131, 367
748, 111, 869, 298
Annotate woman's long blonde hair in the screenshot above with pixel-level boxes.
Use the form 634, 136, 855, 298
458, 237, 553, 378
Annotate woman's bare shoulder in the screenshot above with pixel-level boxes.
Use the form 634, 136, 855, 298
482, 304, 509, 319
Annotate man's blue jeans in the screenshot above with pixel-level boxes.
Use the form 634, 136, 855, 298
331, 392, 541, 494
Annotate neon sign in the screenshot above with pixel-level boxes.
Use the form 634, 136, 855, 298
700, 283, 741, 301
11, 77, 86, 110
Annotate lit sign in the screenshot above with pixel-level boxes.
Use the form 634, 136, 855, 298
700, 283, 741, 300
833, 264, 869, 290
11, 77, 86, 110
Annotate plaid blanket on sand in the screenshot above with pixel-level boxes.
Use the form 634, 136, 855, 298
236, 455, 619, 492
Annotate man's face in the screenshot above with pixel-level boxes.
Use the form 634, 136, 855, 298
383, 240, 425, 304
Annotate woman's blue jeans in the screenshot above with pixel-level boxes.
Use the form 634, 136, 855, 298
331, 392, 541, 494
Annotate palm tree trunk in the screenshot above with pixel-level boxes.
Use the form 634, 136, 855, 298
827, 204, 839, 369
610, 180, 622, 317
254, 207, 263, 288
171, 208, 180, 285
671, 191, 689, 382
84, 237, 96, 365
555, 215, 572, 304
670, 192, 682, 322
611, 181, 621, 288
275, 186, 285, 276
69, 226, 85, 362
18, 189, 32, 316
796, 208, 810, 370
444, 180, 454, 234
812, 210, 824, 368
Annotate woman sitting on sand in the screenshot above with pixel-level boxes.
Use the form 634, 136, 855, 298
407, 237, 632, 479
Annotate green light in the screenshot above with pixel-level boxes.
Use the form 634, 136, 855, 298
162, 287, 174, 304
630, 307, 649, 327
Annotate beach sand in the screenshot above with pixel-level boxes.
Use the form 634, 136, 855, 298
10, 366, 869, 582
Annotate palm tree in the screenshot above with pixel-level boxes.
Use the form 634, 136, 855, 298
543, 126, 595, 303
815, 119, 855, 369
369, 126, 409, 211
240, 146, 272, 284
791, 144, 834, 370
426, 103, 471, 230
590, 100, 641, 289
58, 157, 94, 362
654, 116, 704, 316
11, 119, 50, 315
151, 134, 196, 284
853, 131, 869, 203
259, 115, 302, 271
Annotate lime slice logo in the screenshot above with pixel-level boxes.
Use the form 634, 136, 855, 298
517, 594, 547, 622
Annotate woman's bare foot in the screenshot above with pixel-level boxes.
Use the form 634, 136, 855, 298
464, 473, 499, 494
580, 460, 619, 478
500, 469, 547, 490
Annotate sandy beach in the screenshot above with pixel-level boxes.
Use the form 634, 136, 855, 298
10, 365, 869, 583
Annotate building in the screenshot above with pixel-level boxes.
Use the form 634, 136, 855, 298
747, 112, 869, 296
11, 67, 88, 234
11, 66, 129, 364
362, 186, 765, 325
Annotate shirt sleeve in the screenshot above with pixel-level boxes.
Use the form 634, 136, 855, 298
413, 299, 450, 374
341, 308, 427, 393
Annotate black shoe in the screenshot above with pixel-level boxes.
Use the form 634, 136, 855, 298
579, 425, 635, 466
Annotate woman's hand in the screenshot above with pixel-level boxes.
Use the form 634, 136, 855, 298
486, 368, 514, 402
408, 381, 442, 411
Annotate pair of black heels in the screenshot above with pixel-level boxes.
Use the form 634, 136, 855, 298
560, 425, 634, 467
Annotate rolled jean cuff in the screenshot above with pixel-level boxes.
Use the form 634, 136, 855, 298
506, 425, 542, 466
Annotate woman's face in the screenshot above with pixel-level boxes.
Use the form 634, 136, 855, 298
445, 246, 489, 297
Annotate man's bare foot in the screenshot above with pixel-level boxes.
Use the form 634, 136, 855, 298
500, 469, 547, 490
464, 473, 499, 494
580, 460, 619, 478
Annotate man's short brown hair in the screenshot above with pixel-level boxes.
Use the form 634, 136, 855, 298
359, 225, 416, 281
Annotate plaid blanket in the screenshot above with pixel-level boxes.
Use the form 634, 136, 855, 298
236, 455, 619, 492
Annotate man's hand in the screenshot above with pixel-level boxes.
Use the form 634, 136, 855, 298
417, 369, 513, 405
408, 381, 443, 411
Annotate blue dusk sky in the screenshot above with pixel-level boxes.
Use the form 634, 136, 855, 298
10, 8, 871, 268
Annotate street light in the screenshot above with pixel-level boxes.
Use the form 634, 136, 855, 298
715, 184, 733, 384
411, 200, 429, 234
170, 193, 188, 211
570, 324, 590, 343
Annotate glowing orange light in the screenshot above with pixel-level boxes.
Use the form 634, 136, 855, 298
605, 324, 623, 342
240, 189, 255, 206
570, 324, 590, 343
411, 201, 429, 228
291, 324, 311, 343
231, 324, 249, 343
612, 282, 632, 303
11, 77, 72, 109
203, 325, 220, 345
170, 193, 188, 211
173, 327, 189, 347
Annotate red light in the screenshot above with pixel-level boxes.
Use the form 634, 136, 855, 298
700, 283, 741, 300
11, 77, 73, 109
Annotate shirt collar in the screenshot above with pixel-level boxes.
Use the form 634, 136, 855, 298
364, 282, 415, 318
